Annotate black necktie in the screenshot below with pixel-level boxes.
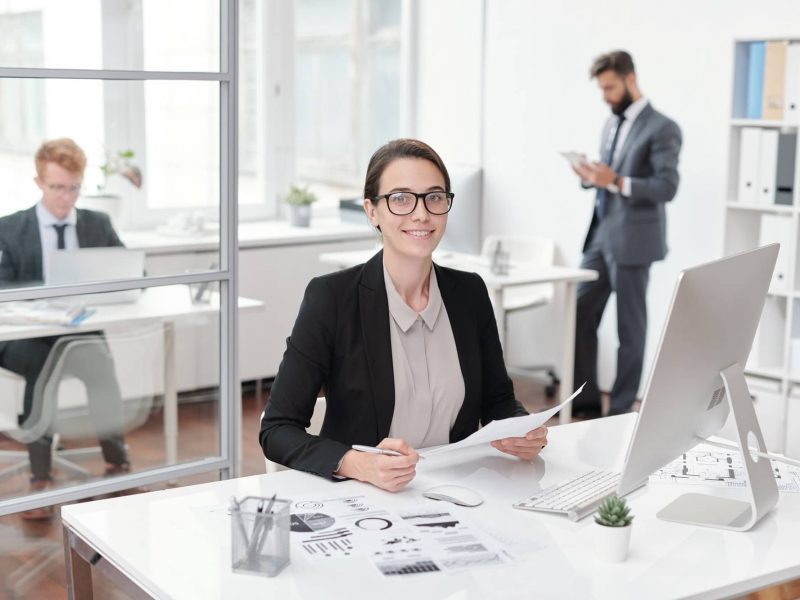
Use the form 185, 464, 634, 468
596, 114, 626, 220
53, 224, 67, 250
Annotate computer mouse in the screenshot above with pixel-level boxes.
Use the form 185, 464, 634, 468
422, 484, 484, 507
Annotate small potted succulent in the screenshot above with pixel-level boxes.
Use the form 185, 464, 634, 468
284, 184, 317, 227
594, 494, 634, 562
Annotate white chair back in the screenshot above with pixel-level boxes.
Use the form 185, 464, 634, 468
481, 235, 556, 312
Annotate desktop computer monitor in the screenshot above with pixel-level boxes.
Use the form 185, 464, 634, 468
616, 244, 780, 531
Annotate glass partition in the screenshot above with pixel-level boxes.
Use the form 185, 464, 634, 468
0, 281, 223, 502
0, 77, 222, 290
0, 0, 220, 72
0, 0, 237, 518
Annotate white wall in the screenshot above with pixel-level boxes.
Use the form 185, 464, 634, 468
469, 1, 800, 390
415, 0, 483, 167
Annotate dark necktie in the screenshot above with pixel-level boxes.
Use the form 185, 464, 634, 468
53, 224, 67, 250
595, 114, 626, 220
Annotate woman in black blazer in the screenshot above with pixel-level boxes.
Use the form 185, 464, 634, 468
259, 139, 548, 491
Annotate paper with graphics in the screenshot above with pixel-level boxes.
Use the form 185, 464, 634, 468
420, 383, 585, 457
287, 495, 512, 576
649, 443, 800, 493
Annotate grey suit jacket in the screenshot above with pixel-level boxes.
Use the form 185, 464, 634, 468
584, 103, 682, 266
0, 205, 123, 353
0, 205, 123, 285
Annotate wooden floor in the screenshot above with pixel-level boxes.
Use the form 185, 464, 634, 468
0, 381, 797, 600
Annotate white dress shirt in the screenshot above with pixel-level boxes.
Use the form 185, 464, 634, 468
384, 263, 465, 449
36, 202, 79, 275
605, 96, 649, 197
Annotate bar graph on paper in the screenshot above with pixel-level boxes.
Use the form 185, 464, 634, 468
649, 444, 800, 492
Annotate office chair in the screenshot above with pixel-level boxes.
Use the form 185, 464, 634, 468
0, 325, 162, 481
264, 396, 327, 474
481, 234, 559, 396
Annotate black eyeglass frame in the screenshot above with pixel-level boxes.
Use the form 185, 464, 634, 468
371, 191, 455, 216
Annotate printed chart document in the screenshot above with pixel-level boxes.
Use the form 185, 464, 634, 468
420, 383, 585, 458
289, 495, 512, 576
649, 442, 800, 493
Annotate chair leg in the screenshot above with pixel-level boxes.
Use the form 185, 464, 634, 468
51, 454, 92, 479
56, 446, 104, 459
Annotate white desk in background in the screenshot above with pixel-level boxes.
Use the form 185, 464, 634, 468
0, 286, 262, 466
318, 249, 598, 423
61, 414, 800, 600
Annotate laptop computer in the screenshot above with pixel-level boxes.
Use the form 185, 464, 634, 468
45, 248, 145, 305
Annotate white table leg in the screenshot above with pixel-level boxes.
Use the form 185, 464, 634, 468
492, 287, 506, 350
559, 281, 577, 424
164, 322, 177, 465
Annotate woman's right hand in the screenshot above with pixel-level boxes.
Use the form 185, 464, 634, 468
336, 438, 419, 492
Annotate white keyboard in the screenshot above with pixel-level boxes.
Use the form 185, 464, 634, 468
513, 470, 622, 522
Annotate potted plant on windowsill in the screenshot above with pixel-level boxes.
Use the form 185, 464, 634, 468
284, 184, 317, 228
594, 494, 634, 562
84, 149, 143, 199
81, 149, 142, 230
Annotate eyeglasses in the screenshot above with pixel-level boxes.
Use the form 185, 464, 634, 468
44, 182, 82, 195
372, 191, 454, 216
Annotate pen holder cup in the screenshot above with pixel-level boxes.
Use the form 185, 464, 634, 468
231, 496, 291, 577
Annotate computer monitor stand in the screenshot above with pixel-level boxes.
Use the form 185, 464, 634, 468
656, 363, 779, 531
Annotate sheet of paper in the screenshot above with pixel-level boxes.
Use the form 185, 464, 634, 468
420, 383, 584, 457
287, 495, 512, 576
649, 443, 800, 493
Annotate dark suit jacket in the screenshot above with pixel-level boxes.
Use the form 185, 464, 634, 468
0, 205, 123, 284
583, 103, 682, 266
0, 205, 123, 353
259, 250, 527, 480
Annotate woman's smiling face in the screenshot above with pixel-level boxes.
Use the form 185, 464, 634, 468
363, 157, 448, 260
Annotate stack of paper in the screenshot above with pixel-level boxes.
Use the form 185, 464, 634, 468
0, 301, 94, 327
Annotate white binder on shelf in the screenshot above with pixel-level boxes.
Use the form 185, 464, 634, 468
738, 127, 761, 204
759, 214, 793, 293
757, 129, 779, 205
752, 294, 786, 369
785, 42, 800, 124
787, 385, 800, 459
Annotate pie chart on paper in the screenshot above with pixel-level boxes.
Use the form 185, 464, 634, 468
290, 512, 335, 532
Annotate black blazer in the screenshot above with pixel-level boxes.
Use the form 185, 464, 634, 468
259, 250, 527, 480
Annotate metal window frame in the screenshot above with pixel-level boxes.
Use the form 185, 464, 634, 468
0, 0, 239, 517
294, 0, 410, 186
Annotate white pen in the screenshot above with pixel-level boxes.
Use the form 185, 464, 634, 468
351, 444, 425, 459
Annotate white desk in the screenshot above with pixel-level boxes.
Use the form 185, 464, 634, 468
318, 249, 598, 423
61, 414, 800, 599
0, 286, 261, 465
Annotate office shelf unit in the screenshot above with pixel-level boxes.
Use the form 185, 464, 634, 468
724, 38, 800, 458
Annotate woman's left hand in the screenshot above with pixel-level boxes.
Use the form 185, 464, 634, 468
491, 426, 548, 460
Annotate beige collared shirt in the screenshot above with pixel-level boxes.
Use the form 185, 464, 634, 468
384, 263, 465, 448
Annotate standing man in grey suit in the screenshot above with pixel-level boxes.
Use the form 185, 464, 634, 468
0, 138, 130, 519
571, 51, 682, 417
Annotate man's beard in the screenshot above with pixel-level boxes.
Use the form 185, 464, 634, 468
611, 87, 634, 116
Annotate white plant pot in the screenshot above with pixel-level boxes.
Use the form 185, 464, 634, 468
594, 523, 632, 562
288, 204, 311, 227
